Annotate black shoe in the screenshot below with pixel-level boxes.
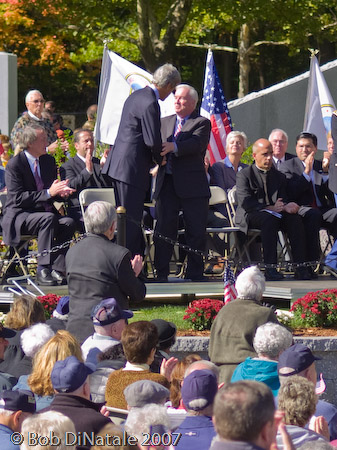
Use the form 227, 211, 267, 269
294, 267, 312, 280
264, 268, 284, 281
51, 270, 67, 285
36, 268, 56, 286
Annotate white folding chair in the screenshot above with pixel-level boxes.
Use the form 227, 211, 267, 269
79, 188, 116, 232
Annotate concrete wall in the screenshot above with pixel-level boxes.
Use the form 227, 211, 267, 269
228, 59, 337, 152
0, 53, 17, 136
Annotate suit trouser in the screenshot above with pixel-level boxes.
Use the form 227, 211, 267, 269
21, 212, 75, 272
247, 211, 306, 264
114, 180, 146, 257
154, 175, 208, 279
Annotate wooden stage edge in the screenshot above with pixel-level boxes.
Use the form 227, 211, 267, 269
0, 273, 336, 309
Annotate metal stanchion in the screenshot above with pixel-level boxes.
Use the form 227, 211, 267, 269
116, 206, 126, 247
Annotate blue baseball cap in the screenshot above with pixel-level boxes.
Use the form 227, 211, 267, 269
91, 298, 133, 326
51, 356, 95, 393
181, 369, 218, 411
0, 390, 36, 413
278, 344, 320, 376
55, 296, 70, 316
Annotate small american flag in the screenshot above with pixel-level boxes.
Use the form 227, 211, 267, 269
224, 265, 237, 304
200, 49, 233, 165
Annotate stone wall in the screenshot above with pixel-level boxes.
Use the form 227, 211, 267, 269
171, 336, 337, 407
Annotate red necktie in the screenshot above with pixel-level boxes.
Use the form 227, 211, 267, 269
34, 159, 44, 191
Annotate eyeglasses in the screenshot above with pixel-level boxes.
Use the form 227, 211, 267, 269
29, 99, 45, 104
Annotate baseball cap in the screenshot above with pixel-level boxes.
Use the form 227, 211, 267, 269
0, 323, 16, 339
91, 298, 133, 326
181, 369, 218, 411
124, 380, 170, 408
55, 296, 70, 316
151, 319, 176, 347
0, 390, 36, 413
278, 344, 320, 377
51, 356, 95, 393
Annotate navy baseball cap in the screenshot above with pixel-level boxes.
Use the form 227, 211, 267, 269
151, 319, 176, 347
181, 369, 218, 411
51, 356, 95, 393
55, 296, 70, 315
0, 390, 36, 413
278, 344, 320, 376
91, 298, 133, 326
0, 323, 16, 339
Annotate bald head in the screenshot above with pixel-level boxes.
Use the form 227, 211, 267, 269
253, 139, 273, 171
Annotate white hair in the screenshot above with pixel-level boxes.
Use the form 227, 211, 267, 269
253, 323, 293, 360
184, 360, 219, 381
268, 128, 288, 142
124, 404, 170, 441
25, 89, 43, 104
21, 323, 55, 358
52, 310, 68, 321
21, 411, 76, 449
84, 201, 116, 234
235, 266, 265, 301
175, 84, 198, 105
226, 130, 248, 149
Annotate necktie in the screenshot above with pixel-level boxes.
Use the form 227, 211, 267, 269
34, 159, 44, 191
276, 159, 281, 171
166, 118, 185, 174
174, 118, 185, 138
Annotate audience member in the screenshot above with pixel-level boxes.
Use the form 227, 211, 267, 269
150, 319, 177, 373
81, 297, 133, 364
0, 295, 45, 378
280, 131, 337, 270
269, 128, 295, 169
60, 129, 111, 229
0, 324, 16, 391
277, 375, 329, 448
329, 112, 337, 206
170, 354, 202, 408
82, 104, 98, 131
66, 201, 145, 344
45, 355, 111, 449
235, 138, 310, 280
278, 343, 337, 441
20, 411, 76, 450
46, 296, 70, 332
44, 100, 56, 115
211, 380, 279, 450
91, 422, 136, 450
10, 90, 66, 154
153, 84, 211, 281
26, 330, 83, 411
231, 322, 293, 395
102, 64, 181, 257
0, 390, 36, 450
209, 266, 278, 383
105, 321, 171, 409
89, 343, 126, 403
3, 125, 76, 286
174, 369, 218, 450
124, 379, 170, 409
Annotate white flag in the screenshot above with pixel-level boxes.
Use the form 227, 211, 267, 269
95, 47, 175, 145
303, 54, 336, 150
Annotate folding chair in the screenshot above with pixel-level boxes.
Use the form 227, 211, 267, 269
79, 188, 116, 232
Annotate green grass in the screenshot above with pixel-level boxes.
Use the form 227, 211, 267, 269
129, 304, 187, 330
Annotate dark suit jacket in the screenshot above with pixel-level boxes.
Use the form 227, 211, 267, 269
272, 152, 295, 169
66, 234, 146, 343
60, 154, 111, 210
154, 111, 211, 200
280, 157, 333, 208
3, 152, 59, 246
235, 164, 289, 234
102, 86, 162, 191
329, 112, 337, 194
209, 160, 247, 192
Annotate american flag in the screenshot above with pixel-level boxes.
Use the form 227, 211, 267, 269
224, 265, 237, 304
200, 49, 233, 165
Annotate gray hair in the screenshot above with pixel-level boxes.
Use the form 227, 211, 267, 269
18, 124, 46, 149
253, 323, 293, 360
184, 359, 219, 381
226, 130, 248, 149
84, 201, 116, 234
298, 442, 333, 450
235, 266, 265, 301
21, 323, 55, 358
268, 128, 288, 143
176, 84, 198, 105
152, 63, 181, 89
25, 89, 44, 104
124, 404, 170, 442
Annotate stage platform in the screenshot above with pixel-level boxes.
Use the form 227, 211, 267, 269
1, 273, 336, 311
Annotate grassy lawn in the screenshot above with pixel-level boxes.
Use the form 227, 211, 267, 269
129, 304, 188, 330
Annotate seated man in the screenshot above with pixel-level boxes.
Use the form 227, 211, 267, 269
2, 125, 76, 286
60, 129, 111, 230
235, 138, 309, 280
105, 321, 171, 410
81, 297, 133, 364
66, 201, 145, 344
280, 131, 337, 268
269, 128, 295, 169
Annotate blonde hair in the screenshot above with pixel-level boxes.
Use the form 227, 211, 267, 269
5, 295, 45, 330
28, 330, 83, 396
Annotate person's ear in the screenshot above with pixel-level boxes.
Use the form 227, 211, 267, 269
11, 410, 22, 432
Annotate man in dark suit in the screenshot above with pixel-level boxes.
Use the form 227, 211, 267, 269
102, 64, 181, 257
329, 111, 337, 205
153, 84, 211, 281
235, 138, 309, 281
60, 129, 111, 230
280, 131, 337, 265
269, 128, 295, 170
3, 125, 76, 285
